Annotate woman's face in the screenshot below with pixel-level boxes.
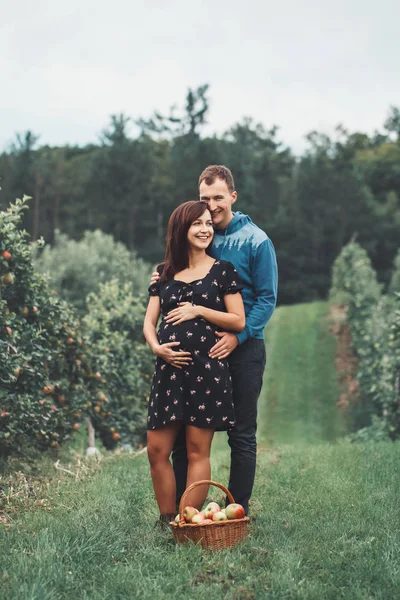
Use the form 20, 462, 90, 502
187, 209, 214, 250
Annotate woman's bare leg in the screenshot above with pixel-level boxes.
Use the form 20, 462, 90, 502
184, 425, 214, 510
147, 422, 182, 514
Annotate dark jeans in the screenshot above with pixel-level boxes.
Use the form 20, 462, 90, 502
172, 338, 266, 515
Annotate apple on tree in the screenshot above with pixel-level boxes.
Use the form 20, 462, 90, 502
1, 272, 14, 285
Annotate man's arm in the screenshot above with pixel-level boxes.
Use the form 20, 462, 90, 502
236, 238, 278, 345
208, 238, 278, 359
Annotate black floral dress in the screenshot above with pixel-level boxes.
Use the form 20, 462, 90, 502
147, 260, 243, 431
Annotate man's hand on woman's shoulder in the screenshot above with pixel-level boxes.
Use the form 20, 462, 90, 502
150, 270, 160, 286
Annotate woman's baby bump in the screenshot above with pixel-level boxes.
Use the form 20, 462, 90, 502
158, 318, 217, 351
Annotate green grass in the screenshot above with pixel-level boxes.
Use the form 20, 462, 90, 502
1, 445, 399, 599
260, 302, 346, 445
1, 301, 399, 599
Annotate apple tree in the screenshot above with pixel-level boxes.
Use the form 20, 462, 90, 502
82, 279, 152, 449
0, 197, 88, 460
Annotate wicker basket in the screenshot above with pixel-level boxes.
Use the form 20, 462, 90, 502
170, 479, 249, 550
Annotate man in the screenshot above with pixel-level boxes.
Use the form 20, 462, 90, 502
151, 165, 278, 515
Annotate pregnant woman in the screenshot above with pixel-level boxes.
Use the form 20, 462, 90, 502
143, 200, 245, 526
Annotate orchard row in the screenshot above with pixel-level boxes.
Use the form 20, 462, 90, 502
330, 242, 400, 440
0, 197, 153, 460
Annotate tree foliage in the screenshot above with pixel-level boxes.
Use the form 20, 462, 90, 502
35, 229, 151, 315
0, 197, 87, 459
0, 88, 399, 305
1, 198, 153, 460
390, 249, 400, 293
82, 279, 153, 449
330, 242, 400, 440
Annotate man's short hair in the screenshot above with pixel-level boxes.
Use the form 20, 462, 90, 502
198, 165, 235, 194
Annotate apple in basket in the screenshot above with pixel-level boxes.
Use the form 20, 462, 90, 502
225, 503, 245, 520
204, 502, 220, 519
202, 519, 214, 524
212, 511, 228, 521
191, 512, 206, 524
183, 506, 199, 522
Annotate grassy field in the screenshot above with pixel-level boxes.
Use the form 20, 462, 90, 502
260, 301, 346, 445
1, 302, 399, 599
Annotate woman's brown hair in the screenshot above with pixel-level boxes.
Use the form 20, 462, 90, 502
160, 201, 213, 282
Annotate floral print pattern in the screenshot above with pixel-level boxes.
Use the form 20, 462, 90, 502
147, 260, 243, 431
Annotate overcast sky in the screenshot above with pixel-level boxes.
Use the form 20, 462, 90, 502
2, 0, 399, 154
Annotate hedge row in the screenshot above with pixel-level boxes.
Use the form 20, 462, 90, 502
330, 241, 400, 440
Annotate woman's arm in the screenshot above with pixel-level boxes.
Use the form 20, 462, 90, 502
143, 296, 162, 354
143, 297, 192, 368
199, 293, 245, 331
165, 293, 245, 332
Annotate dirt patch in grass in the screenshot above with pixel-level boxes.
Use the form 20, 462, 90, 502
330, 304, 360, 410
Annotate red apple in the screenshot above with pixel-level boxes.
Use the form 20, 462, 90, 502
203, 519, 214, 524
212, 511, 228, 521
183, 506, 199, 522
225, 503, 245, 520
191, 512, 206, 524
204, 501, 220, 519
2, 250, 11, 260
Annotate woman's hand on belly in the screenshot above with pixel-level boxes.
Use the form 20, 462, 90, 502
165, 302, 199, 325
154, 341, 192, 369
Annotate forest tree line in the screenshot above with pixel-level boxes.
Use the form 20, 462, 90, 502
1, 85, 400, 305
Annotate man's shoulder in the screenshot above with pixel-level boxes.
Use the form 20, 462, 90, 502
231, 218, 269, 248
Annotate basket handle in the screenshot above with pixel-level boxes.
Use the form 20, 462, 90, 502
178, 480, 235, 522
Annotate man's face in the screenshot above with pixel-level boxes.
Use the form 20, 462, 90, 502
199, 178, 237, 230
